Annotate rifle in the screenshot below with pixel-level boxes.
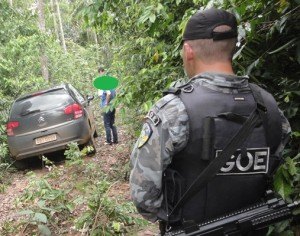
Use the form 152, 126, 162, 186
165, 190, 299, 236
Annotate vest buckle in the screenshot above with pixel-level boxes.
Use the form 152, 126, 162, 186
182, 84, 194, 93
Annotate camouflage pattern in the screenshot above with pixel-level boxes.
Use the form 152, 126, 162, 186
130, 93, 189, 222
129, 72, 291, 222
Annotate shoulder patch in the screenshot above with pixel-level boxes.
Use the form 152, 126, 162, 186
146, 110, 161, 126
138, 123, 153, 148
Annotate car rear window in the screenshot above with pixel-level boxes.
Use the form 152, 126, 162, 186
11, 89, 73, 117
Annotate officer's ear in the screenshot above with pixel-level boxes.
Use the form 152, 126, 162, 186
183, 42, 195, 61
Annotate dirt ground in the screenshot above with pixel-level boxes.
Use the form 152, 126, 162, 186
0, 172, 28, 226
0, 125, 158, 235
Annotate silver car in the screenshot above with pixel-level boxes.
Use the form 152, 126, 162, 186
6, 84, 97, 168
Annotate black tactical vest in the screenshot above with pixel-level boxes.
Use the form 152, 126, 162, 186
163, 80, 282, 225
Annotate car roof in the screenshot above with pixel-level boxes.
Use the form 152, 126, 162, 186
15, 84, 70, 102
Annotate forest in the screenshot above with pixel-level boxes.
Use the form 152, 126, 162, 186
0, 0, 299, 235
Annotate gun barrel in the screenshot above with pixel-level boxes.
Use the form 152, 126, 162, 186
165, 197, 299, 236
288, 201, 299, 209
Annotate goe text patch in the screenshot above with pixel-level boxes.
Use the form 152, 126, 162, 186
216, 147, 269, 175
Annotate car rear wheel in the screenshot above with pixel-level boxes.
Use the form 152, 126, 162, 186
13, 159, 29, 170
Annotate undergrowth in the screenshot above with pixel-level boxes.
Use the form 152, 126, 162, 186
1, 142, 148, 235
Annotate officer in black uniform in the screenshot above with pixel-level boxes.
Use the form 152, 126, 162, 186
129, 7, 291, 235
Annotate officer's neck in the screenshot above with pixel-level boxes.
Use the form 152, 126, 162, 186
192, 61, 235, 77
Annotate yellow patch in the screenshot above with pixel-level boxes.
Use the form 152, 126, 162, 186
138, 123, 153, 148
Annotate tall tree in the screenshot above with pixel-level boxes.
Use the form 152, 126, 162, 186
54, 0, 67, 53
50, 0, 60, 41
37, 0, 49, 81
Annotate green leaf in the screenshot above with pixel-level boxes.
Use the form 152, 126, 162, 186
286, 158, 297, 175
268, 38, 298, 54
274, 176, 292, 199
112, 221, 121, 232
279, 15, 288, 33
292, 131, 300, 137
282, 230, 296, 236
66, 203, 75, 212
33, 213, 48, 223
274, 166, 293, 199
284, 95, 289, 103
291, 91, 300, 96
267, 225, 275, 235
233, 44, 246, 60
38, 224, 51, 236
149, 14, 156, 23
17, 210, 34, 215
37, 200, 46, 208
273, 220, 291, 234
246, 59, 260, 75
157, 3, 164, 11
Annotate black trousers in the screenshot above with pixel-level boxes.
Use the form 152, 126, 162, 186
103, 109, 118, 143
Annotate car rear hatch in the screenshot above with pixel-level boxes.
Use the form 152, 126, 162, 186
7, 88, 84, 141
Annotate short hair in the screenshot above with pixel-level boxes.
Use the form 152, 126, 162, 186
98, 67, 105, 73
186, 25, 237, 63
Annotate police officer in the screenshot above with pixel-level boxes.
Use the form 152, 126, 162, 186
129, 7, 291, 235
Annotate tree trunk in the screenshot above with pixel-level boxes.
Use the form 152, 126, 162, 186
86, 29, 91, 42
50, 0, 60, 41
37, 0, 49, 82
54, 0, 67, 53
93, 30, 98, 45
93, 30, 99, 59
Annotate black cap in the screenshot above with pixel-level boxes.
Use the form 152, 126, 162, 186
183, 8, 237, 41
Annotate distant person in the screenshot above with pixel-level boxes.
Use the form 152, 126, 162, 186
98, 67, 118, 145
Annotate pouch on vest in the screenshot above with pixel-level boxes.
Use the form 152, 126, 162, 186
201, 112, 266, 163
158, 168, 185, 223
201, 117, 215, 161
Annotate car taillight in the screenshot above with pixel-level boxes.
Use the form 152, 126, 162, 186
7, 121, 19, 136
64, 103, 83, 119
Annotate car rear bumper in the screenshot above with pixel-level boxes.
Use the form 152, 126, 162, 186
8, 118, 92, 160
